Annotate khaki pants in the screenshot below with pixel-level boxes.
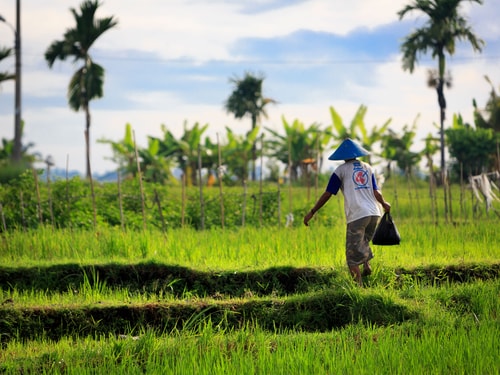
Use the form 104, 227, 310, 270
345, 216, 378, 267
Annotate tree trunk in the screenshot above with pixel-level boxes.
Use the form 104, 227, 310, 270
85, 103, 91, 179
437, 78, 449, 221
251, 114, 257, 181
12, 0, 22, 164
437, 79, 446, 184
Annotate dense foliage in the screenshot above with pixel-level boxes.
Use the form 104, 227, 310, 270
0, 170, 284, 231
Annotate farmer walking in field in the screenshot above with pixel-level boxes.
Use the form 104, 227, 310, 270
303, 138, 391, 286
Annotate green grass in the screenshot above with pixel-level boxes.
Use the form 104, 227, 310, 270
1, 216, 498, 269
0, 179, 499, 374
1, 291, 498, 374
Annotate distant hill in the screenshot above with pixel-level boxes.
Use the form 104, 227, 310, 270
41, 168, 117, 183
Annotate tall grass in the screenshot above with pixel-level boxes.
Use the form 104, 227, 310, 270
1, 315, 497, 374
0, 179, 498, 374
1, 217, 498, 270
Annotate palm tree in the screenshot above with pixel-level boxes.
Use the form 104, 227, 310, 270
45, 0, 118, 179
0, 46, 15, 85
398, 0, 484, 181
224, 71, 276, 181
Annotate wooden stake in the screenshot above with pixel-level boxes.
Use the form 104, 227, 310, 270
259, 134, 264, 227
32, 168, 43, 224
117, 169, 125, 231
198, 144, 205, 230
217, 133, 225, 229
0, 202, 7, 232
181, 173, 186, 228
133, 130, 147, 231
65, 155, 72, 229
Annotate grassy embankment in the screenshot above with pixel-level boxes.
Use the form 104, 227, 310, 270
0, 181, 499, 374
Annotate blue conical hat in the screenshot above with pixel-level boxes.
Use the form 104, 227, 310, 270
328, 138, 370, 160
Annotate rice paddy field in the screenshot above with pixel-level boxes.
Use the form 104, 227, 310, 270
0, 181, 499, 374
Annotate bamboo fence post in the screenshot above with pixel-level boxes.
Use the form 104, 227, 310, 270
277, 178, 281, 228
459, 163, 466, 222
497, 140, 499, 173
0, 202, 6, 232
471, 169, 478, 219
217, 133, 225, 229
198, 144, 205, 230
443, 170, 449, 223
32, 168, 43, 224
154, 188, 167, 235
315, 137, 319, 200
133, 130, 147, 231
259, 134, 264, 227
429, 159, 439, 225
406, 169, 413, 217
447, 169, 453, 223
242, 180, 247, 227
19, 191, 26, 230
433, 175, 439, 224
413, 174, 422, 222
65, 155, 72, 229
46, 162, 55, 227
392, 171, 398, 218
181, 174, 186, 228
305, 160, 310, 202
86, 143, 98, 229
117, 170, 125, 231
287, 137, 293, 226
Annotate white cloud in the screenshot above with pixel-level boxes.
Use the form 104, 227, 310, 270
1, 0, 499, 176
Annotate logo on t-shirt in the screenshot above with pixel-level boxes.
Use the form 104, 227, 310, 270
352, 163, 369, 189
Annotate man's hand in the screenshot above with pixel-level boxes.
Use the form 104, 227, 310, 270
303, 211, 314, 226
382, 201, 391, 212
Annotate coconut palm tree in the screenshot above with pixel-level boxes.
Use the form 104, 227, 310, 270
45, 0, 118, 179
398, 0, 484, 181
0, 46, 14, 85
224, 72, 276, 181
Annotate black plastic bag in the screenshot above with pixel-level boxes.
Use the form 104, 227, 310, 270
372, 212, 401, 245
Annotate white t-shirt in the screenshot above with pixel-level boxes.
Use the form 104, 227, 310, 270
326, 159, 381, 223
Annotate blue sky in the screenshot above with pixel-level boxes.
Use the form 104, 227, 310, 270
1, 0, 499, 175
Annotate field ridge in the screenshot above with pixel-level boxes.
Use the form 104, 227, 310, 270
1, 262, 498, 343
1, 262, 498, 297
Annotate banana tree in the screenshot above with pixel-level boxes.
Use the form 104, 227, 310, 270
381, 118, 421, 177
474, 76, 500, 133
329, 104, 391, 164
355, 106, 392, 164
97, 123, 137, 178
139, 137, 176, 184
176, 121, 215, 186
222, 126, 260, 183
265, 117, 324, 182
329, 105, 359, 141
